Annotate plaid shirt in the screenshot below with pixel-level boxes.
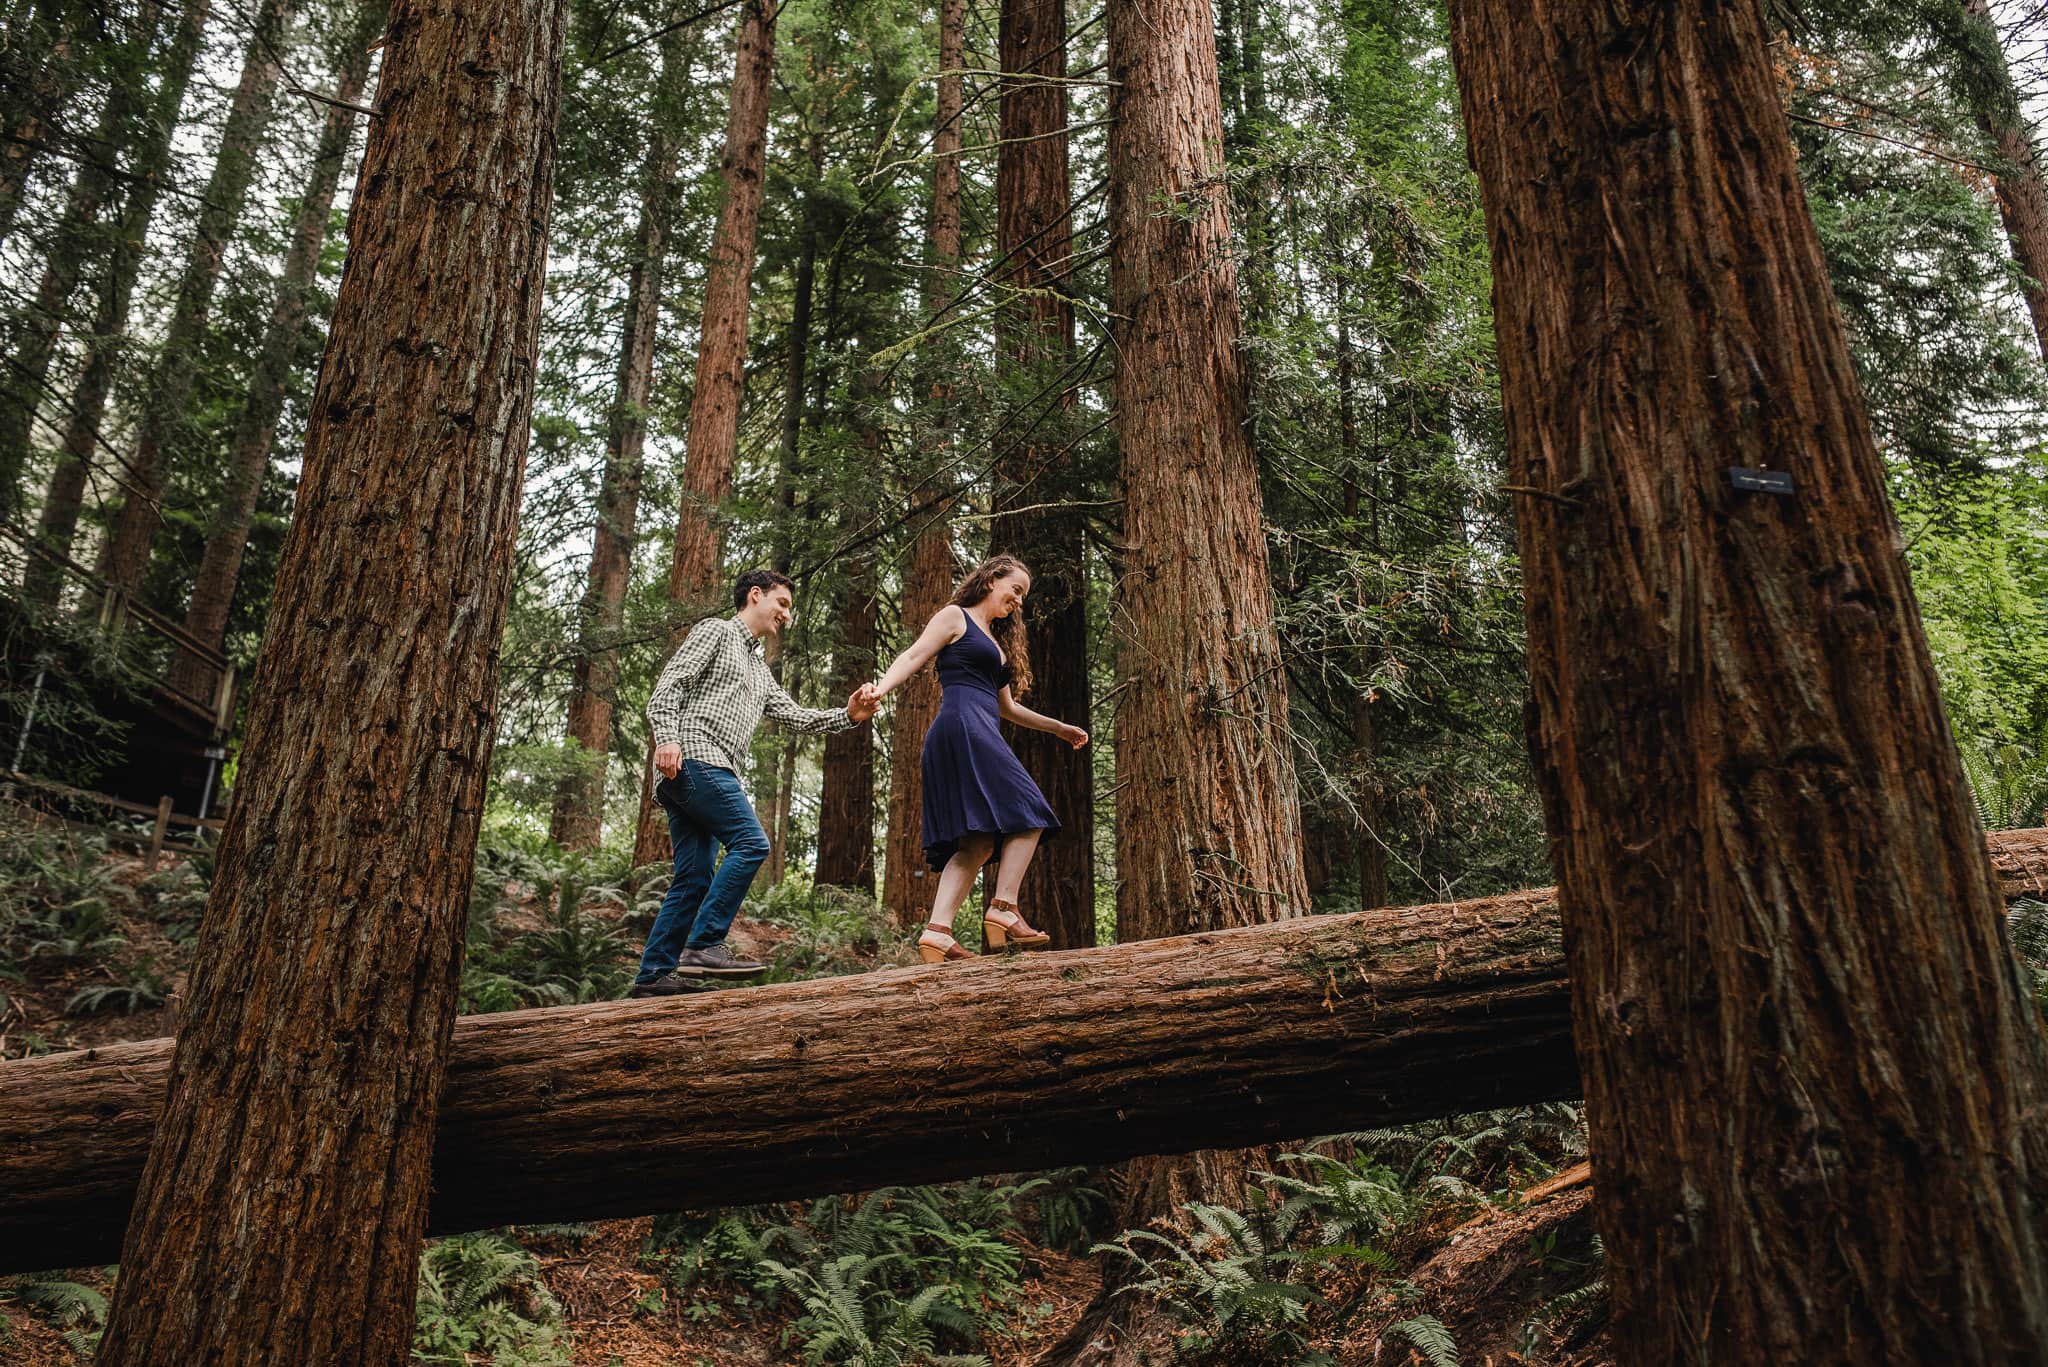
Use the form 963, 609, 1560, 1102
647, 616, 855, 774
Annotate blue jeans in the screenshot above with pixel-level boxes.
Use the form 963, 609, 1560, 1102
634, 760, 771, 983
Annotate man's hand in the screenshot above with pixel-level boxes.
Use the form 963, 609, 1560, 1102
846, 683, 880, 723
655, 742, 682, 779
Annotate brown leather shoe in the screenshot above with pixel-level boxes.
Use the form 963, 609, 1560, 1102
982, 899, 1050, 950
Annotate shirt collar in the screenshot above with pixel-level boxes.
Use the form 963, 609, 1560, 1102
732, 614, 766, 655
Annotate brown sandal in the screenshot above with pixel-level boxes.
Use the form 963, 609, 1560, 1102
917, 923, 974, 963
982, 899, 1051, 950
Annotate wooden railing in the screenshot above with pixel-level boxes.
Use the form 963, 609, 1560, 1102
0, 523, 236, 735
2, 768, 224, 866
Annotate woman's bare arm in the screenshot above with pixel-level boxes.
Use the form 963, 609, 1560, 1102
871, 605, 965, 699
998, 688, 1089, 747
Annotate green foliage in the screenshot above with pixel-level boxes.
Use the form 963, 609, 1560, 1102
2008, 899, 2048, 1009
0, 813, 135, 967
65, 959, 170, 1016
748, 878, 897, 980
1383, 1313, 1460, 1367
413, 1233, 571, 1366
1097, 1200, 1333, 1367
648, 1180, 1042, 1362
0, 1269, 113, 1357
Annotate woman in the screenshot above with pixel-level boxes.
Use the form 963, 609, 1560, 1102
860, 555, 1089, 962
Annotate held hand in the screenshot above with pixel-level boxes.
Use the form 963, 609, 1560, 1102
654, 742, 682, 779
1060, 723, 1090, 750
846, 683, 880, 723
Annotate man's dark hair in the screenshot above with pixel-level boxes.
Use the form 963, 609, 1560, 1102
733, 568, 794, 611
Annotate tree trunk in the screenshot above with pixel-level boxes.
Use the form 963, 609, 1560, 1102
1448, 2, 2048, 1360
1336, 291, 1388, 910
991, 0, 1093, 950
1949, 0, 2048, 367
0, 3, 161, 525
9, 827, 2045, 1278
1108, 0, 1304, 942
0, 0, 81, 250
550, 24, 691, 849
20, 0, 210, 607
881, 0, 964, 927
99, 0, 292, 597
664, 0, 777, 605
633, 0, 780, 865
1044, 2, 1311, 1356
169, 0, 383, 701
814, 555, 876, 889
91, 0, 565, 1360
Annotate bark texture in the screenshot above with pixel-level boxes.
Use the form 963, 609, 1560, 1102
9, 827, 2045, 1278
882, 0, 964, 926
101, 0, 292, 595
1052, 6, 1311, 1356
91, 1, 565, 1360
635, 0, 780, 866
1448, 2, 2048, 1360
1951, 0, 2048, 367
992, 0, 1093, 949
22, 0, 210, 606
550, 24, 690, 849
1107, 0, 1305, 942
0, 2, 159, 524
170, 0, 383, 699
814, 555, 876, 889
664, 0, 777, 604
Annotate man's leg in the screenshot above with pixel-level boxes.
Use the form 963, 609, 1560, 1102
634, 777, 717, 985
673, 764, 771, 973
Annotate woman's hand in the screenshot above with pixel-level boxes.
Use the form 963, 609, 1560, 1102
1058, 722, 1090, 750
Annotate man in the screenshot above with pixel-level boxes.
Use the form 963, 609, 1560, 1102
628, 568, 877, 997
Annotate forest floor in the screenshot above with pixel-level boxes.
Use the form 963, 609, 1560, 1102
0, 804, 1614, 1365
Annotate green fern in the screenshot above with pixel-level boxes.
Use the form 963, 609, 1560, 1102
1383, 1314, 1460, 1367
413, 1233, 569, 1366
1961, 739, 2048, 831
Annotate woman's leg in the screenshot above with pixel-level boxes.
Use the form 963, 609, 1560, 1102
989, 828, 1044, 906
927, 835, 996, 931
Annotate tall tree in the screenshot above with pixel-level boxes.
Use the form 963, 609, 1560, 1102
1935, 0, 2048, 366
813, 546, 876, 889
170, 0, 386, 698
93, 0, 566, 1358
1045, 0, 1310, 1356
633, 0, 781, 867
0, 1, 163, 524
881, 0, 964, 927
989, 0, 1094, 948
22, 0, 211, 606
99, 0, 293, 596
549, 23, 693, 849
1448, 0, 2048, 1359
0, 0, 83, 248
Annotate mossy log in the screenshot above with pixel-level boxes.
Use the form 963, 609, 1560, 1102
1, 826, 2041, 1275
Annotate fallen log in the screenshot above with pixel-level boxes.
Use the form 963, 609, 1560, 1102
3, 826, 2043, 1275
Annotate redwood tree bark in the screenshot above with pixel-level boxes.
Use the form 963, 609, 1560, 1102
1945, 0, 2048, 367
10, 827, 2045, 1277
1107, 0, 1305, 943
92, 0, 565, 1360
170, 0, 384, 700
634, 0, 781, 866
550, 24, 691, 849
20, 0, 210, 607
1044, 1, 1310, 1357
0, 2, 161, 525
991, 0, 1093, 949
1449, 1, 2048, 1360
814, 554, 877, 889
881, 0, 964, 927
99, 0, 293, 596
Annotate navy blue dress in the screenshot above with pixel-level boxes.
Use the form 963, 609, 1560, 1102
921, 607, 1060, 870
